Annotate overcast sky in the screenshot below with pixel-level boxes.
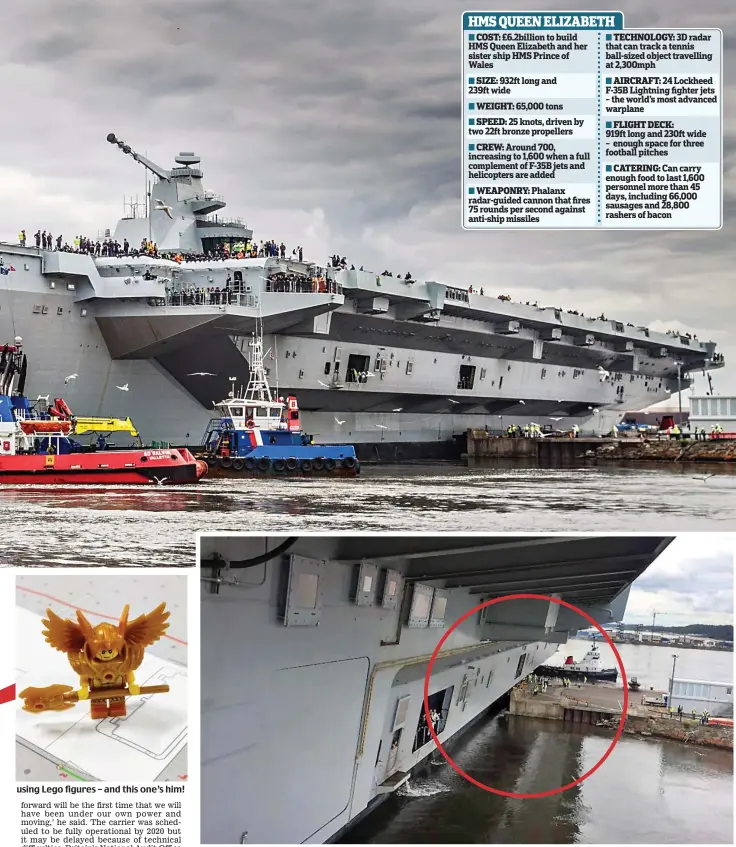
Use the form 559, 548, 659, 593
1, 0, 733, 395
625, 534, 734, 626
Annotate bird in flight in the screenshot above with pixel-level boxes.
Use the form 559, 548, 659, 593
376, 424, 389, 429
154, 199, 173, 219
116, 383, 129, 391
152, 476, 168, 485
550, 417, 563, 422
334, 417, 346, 425
692, 474, 715, 482
392, 407, 403, 412
318, 380, 330, 388
447, 398, 459, 404
64, 373, 78, 384
519, 399, 526, 405
188, 372, 217, 376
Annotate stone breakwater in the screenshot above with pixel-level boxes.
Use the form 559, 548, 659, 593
594, 439, 736, 463
617, 715, 733, 750
465, 430, 736, 463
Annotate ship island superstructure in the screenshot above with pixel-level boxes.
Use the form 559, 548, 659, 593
0, 134, 724, 455
200, 535, 672, 844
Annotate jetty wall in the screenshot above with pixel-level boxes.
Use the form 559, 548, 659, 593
510, 688, 733, 750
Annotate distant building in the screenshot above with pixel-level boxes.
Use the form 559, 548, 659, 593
670, 678, 733, 718
689, 395, 736, 432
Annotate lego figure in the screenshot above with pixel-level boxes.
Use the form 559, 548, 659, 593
20, 603, 170, 719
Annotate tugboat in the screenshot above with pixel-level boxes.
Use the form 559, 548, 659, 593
0, 339, 207, 484
199, 328, 359, 478
538, 644, 618, 682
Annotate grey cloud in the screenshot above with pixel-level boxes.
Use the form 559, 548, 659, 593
632, 549, 734, 617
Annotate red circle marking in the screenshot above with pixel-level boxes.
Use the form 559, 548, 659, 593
423, 592, 628, 799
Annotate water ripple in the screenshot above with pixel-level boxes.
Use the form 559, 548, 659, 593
1, 463, 734, 566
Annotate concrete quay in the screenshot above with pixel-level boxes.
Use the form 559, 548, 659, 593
510, 680, 652, 724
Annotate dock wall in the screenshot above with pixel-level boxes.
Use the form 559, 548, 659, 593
509, 689, 733, 750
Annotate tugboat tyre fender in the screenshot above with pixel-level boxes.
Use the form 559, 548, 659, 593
273, 459, 286, 472
232, 458, 245, 471
219, 456, 233, 469
285, 457, 298, 471
324, 458, 336, 472
313, 457, 325, 471
343, 456, 356, 469
256, 457, 270, 472
300, 459, 312, 472
244, 457, 256, 471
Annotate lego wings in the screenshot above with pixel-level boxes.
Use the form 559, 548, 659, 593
41, 608, 86, 654
120, 602, 170, 647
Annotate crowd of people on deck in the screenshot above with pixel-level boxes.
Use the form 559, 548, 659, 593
16, 229, 305, 264
10, 229, 724, 352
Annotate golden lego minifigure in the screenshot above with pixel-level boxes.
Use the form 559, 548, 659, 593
20, 603, 171, 720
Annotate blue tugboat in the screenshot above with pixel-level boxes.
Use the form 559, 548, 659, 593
199, 330, 359, 478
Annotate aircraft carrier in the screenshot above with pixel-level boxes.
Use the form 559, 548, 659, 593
199, 534, 673, 844
0, 134, 723, 456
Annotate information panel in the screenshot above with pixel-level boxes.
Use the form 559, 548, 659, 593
462, 11, 722, 229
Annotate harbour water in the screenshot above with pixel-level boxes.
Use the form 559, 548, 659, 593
1, 464, 735, 565
342, 644, 734, 845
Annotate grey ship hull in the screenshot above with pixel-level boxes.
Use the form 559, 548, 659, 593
0, 244, 718, 451
200, 535, 672, 844
1, 137, 722, 450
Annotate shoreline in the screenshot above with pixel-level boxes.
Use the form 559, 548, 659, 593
465, 431, 736, 465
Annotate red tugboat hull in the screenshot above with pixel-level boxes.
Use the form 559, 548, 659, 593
0, 448, 207, 485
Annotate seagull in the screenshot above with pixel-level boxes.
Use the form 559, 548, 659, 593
188, 372, 217, 376
318, 380, 330, 388
519, 400, 526, 405
550, 417, 563, 422
154, 199, 173, 219
152, 476, 168, 485
447, 398, 460, 404
392, 407, 403, 412
116, 383, 129, 391
597, 366, 610, 382
692, 474, 715, 482
376, 424, 389, 429
335, 417, 346, 425
64, 373, 78, 384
